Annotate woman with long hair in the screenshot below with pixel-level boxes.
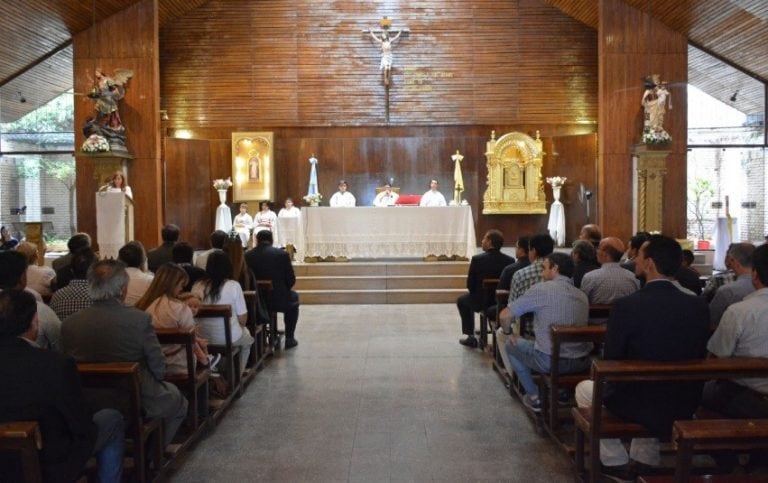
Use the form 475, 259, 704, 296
135, 263, 215, 374
223, 235, 255, 291
106, 170, 133, 199
191, 251, 254, 372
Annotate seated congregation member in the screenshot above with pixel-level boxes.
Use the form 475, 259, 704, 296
50, 249, 97, 321
0, 290, 124, 483
147, 224, 180, 273
245, 230, 300, 349
135, 263, 215, 374
194, 229, 228, 270
54, 232, 92, 289
192, 251, 254, 369
502, 253, 592, 412
620, 231, 651, 276
232, 203, 253, 248
224, 235, 255, 291
62, 260, 188, 447
419, 179, 447, 207
709, 242, 755, 327
496, 234, 554, 373
704, 243, 768, 469
457, 229, 514, 348
581, 237, 639, 305
0, 225, 18, 251
118, 241, 154, 306
571, 240, 600, 289
578, 223, 602, 249
703, 249, 738, 302
277, 197, 301, 218
16, 241, 56, 298
373, 182, 399, 207
485, 236, 531, 321
575, 235, 710, 480
329, 180, 356, 207
0, 250, 61, 351
172, 241, 206, 291
675, 250, 703, 296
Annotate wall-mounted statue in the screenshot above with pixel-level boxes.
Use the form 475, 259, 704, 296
82, 68, 134, 154
482, 130, 546, 214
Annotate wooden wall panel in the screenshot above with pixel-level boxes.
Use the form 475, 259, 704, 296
160, 0, 598, 127
74, 0, 162, 249
598, 0, 687, 243
164, 138, 211, 248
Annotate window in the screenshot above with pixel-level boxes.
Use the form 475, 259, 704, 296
0, 93, 76, 243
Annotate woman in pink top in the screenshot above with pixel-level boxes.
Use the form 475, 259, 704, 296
135, 263, 213, 374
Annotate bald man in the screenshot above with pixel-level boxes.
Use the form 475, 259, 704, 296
580, 237, 640, 305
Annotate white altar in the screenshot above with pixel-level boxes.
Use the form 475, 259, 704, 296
302, 206, 477, 259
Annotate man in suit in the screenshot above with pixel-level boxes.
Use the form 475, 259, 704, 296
0, 290, 124, 483
245, 230, 300, 349
62, 259, 188, 446
457, 229, 514, 348
146, 224, 180, 273
575, 235, 710, 481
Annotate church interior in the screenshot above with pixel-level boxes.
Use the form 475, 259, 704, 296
1, 0, 768, 482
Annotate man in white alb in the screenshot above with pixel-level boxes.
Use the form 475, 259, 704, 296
419, 179, 447, 207
329, 180, 356, 207
278, 198, 301, 218
373, 183, 399, 207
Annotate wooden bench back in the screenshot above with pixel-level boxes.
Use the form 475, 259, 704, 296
0, 421, 42, 483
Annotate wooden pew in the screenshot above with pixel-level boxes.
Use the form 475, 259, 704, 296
588, 304, 611, 324
0, 421, 42, 483
672, 419, 768, 482
77, 362, 162, 483
572, 357, 768, 483
243, 290, 266, 376
155, 326, 211, 434
540, 324, 607, 433
196, 305, 242, 418
255, 280, 280, 350
478, 278, 499, 350
490, 289, 511, 385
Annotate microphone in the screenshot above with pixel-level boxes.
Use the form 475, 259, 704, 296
98, 184, 110, 192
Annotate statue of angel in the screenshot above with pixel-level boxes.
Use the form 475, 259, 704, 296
88, 68, 133, 132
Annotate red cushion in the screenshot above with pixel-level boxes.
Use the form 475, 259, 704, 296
395, 194, 422, 205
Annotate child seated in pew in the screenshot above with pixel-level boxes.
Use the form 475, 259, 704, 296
135, 263, 219, 374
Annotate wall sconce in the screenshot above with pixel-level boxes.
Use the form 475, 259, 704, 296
17, 91, 26, 103
730, 90, 739, 102
160, 110, 169, 121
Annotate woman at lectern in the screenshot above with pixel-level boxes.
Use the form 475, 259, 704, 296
106, 171, 133, 199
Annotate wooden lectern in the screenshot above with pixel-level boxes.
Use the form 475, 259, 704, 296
96, 191, 134, 260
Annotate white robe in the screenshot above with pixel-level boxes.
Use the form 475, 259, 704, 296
233, 212, 253, 247
330, 191, 356, 207
419, 190, 447, 207
373, 191, 399, 207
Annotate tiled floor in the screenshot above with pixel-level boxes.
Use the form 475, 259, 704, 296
166, 304, 573, 482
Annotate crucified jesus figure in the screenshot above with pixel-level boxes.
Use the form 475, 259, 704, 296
369, 29, 402, 85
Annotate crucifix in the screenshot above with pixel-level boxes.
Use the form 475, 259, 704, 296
364, 16, 409, 122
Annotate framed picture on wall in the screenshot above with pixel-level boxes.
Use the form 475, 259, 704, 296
232, 132, 274, 202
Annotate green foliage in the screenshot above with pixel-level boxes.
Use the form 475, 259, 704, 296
15, 157, 75, 188
1, 93, 74, 133
687, 177, 715, 240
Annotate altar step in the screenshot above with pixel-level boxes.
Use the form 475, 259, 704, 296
294, 261, 469, 304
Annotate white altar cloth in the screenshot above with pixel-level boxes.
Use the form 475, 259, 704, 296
303, 206, 477, 259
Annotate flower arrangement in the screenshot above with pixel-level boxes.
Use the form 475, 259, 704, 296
642, 127, 672, 145
81, 134, 110, 153
303, 193, 323, 205
212, 177, 233, 190
546, 176, 567, 188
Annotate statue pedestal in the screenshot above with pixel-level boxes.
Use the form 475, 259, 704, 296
631, 144, 670, 234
